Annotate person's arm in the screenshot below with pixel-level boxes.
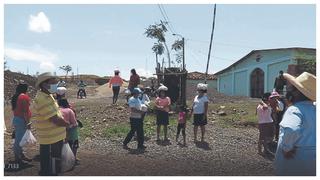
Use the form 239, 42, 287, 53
109, 77, 113, 88
131, 107, 144, 114
274, 78, 277, 88
204, 102, 208, 119
49, 115, 69, 127
21, 99, 31, 129
190, 102, 195, 115
279, 108, 303, 159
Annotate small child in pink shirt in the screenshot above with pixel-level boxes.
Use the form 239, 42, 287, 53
176, 106, 187, 146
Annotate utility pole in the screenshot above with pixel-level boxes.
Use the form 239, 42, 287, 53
182, 37, 185, 70
205, 4, 217, 84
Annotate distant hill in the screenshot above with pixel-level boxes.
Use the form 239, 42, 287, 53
4, 70, 37, 102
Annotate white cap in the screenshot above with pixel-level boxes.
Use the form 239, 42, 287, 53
56, 87, 67, 95
197, 83, 208, 91
158, 85, 168, 91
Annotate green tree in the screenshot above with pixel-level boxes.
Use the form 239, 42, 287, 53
145, 21, 171, 67
59, 65, 72, 80
152, 42, 164, 66
172, 39, 184, 65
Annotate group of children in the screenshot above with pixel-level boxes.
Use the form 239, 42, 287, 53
123, 83, 209, 149
256, 90, 285, 155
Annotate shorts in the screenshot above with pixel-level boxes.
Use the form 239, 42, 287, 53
193, 114, 207, 126
156, 110, 169, 125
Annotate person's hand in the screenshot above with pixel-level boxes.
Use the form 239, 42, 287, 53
283, 147, 296, 159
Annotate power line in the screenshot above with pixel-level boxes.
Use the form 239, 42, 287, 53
160, 4, 177, 34
157, 4, 176, 34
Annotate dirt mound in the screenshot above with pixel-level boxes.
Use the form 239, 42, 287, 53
95, 82, 129, 97
4, 70, 37, 103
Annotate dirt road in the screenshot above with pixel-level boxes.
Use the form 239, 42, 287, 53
4, 84, 275, 176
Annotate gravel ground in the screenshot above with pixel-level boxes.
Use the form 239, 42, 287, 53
4, 85, 275, 176
4, 121, 274, 176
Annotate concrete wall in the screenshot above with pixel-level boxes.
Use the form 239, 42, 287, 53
217, 49, 298, 96
234, 70, 248, 96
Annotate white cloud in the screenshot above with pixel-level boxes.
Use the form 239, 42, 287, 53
28, 12, 51, 33
4, 46, 58, 72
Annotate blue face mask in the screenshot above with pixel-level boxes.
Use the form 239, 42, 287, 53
48, 84, 58, 94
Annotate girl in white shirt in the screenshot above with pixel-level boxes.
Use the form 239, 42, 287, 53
190, 83, 209, 142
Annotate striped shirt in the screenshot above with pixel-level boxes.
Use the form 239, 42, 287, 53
32, 91, 66, 145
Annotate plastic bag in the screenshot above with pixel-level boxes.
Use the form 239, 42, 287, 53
61, 143, 75, 172
124, 88, 131, 95
19, 129, 37, 147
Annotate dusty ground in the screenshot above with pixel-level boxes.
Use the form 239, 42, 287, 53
4, 84, 275, 176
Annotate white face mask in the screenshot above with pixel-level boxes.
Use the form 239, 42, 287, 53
48, 84, 58, 94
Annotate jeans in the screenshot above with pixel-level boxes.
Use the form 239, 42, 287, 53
39, 140, 64, 176
12, 116, 27, 161
112, 86, 120, 103
123, 118, 144, 148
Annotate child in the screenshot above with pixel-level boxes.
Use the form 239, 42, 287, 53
58, 99, 80, 164
256, 93, 274, 155
191, 83, 209, 142
155, 85, 171, 141
176, 106, 187, 146
269, 91, 285, 142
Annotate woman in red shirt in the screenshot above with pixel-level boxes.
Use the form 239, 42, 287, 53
11, 83, 32, 164
128, 69, 140, 92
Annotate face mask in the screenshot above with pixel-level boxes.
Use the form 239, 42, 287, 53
48, 84, 58, 94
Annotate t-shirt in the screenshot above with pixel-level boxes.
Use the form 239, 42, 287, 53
13, 93, 32, 119
155, 97, 171, 112
128, 97, 142, 119
129, 74, 140, 89
60, 107, 77, 128
178, 112, 186, 124
109, 75, 123, 88
256, 104, 273, 124
32, 91, 66, 145
192, 95, 209, 114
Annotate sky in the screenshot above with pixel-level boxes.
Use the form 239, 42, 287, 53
4, 4, 316, 80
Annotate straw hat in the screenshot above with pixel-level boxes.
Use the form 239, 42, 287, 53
283, 72, 316, 102
36, 72, 56, 88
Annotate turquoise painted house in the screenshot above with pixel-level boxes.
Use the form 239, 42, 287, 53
214, 47, 316, 98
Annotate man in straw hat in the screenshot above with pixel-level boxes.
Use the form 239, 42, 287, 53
274, 72, 316, 176
32, 72, 69, 175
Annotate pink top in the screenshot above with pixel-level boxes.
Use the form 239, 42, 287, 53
178, 112, 186, 124
155, 97, 171, 112
59, 107, 77, 128
109, 75, 123, 88
256, 104, 273, 124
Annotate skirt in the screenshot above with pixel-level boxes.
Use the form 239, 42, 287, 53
156, 110, 169, 125
258, 122, 274, 140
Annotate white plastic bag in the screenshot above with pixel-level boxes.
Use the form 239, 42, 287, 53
19, 129, 37, 147
61, 143, 75, 172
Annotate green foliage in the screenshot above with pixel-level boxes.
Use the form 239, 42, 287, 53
298, 58, 316, 75
103, 123, 130, 138
79, 119, 93, 140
